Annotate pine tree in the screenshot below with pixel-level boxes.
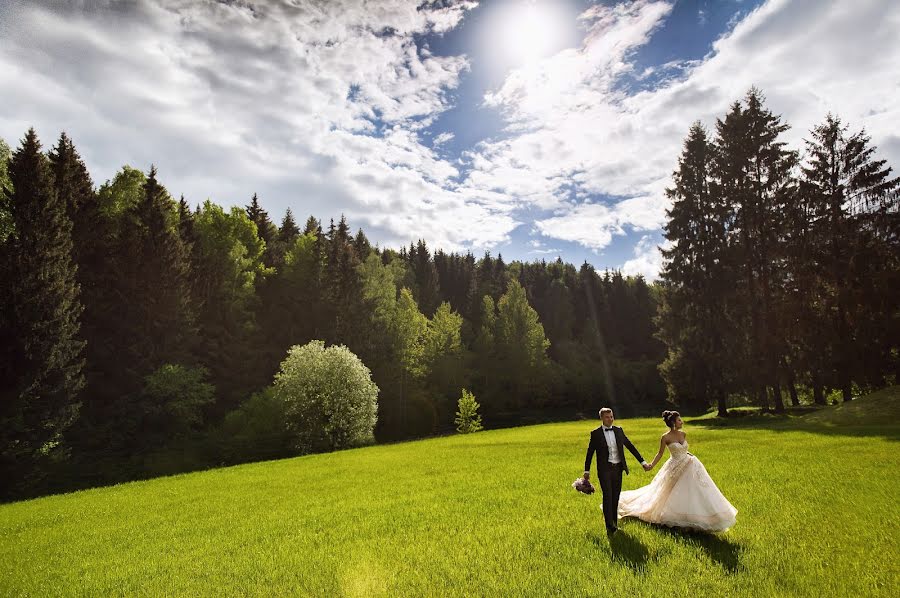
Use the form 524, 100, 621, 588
411, 239, 441, 317
353, 228, 372, 260
119, 166, 196, 376
177, 195, 196, 251
0, 129, 85, 494
279, 208, 300, 244
659, 122, 733, 415
245, 193, 277, 266
802, 115, 900, 400
712, 89, 796, 411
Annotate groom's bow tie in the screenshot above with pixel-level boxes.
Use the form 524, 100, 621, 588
603, 427, 614, 432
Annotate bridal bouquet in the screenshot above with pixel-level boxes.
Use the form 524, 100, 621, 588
572, 476, 595, 494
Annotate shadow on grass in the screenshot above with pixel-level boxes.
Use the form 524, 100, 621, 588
684, 385, 900, 441
687, 416, 900, 441
652, 524, 743, 573
588, 529, 651, 572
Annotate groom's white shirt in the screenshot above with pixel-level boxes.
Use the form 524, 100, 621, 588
602, 427, 621, 464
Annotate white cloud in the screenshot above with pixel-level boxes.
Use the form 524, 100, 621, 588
432, 131, 455, 147
2, 0, 898, 266
466, 0, 900, 260
621, 235, 670, 280
0, 0, 514, 252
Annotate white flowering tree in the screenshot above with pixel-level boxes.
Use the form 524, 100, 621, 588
274, 340, 378, 453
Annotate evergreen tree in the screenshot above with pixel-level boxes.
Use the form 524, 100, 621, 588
270, 207, 300, 267
118, 166, 196, 379
279, 208, 300, 243
353, 228, 372, 260
802, 115, 900, 400
658, 122, 733, 415
0, 137, 12, 242
411, 239, 441, 317
0, 129, 85, 496
245, 193, 277, 266
713, 89, 796, 411
177, 195, 197, 251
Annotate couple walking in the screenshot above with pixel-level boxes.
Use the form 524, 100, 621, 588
582, 407, 737, 534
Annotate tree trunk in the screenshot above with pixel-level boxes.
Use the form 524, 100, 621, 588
715, 387, 728, 417
772, 381, 785, 413
812, 372, 826, 405
757, 385, 769, 410
784, 359, 800, 406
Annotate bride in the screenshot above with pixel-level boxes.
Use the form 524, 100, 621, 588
617, 410, 737, 532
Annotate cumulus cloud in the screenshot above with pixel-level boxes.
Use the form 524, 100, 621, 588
468, 0, 900, 267
2, 0, 897, 265
0, 0, 511, 252
621, 235, 670, 280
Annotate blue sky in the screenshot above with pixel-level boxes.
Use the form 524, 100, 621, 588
1, 0, 897, 277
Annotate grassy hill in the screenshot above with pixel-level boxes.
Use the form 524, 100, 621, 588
2, 388, 898, 596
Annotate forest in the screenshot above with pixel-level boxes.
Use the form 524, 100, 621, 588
1, 89, 896, 499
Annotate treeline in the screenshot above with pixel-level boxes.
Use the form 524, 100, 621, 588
658, 89, 899, 416
0, 130, 665, 499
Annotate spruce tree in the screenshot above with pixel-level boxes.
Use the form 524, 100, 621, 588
0, 129, 85, 494
712, 89, 796, 411
245, 193, 277, 266
802, 115, 900, 400
120, 166, 196, 376
659, 122, 732, 415
411, 239, 441, 317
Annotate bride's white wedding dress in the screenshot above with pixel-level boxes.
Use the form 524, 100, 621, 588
617, 440, 737, 532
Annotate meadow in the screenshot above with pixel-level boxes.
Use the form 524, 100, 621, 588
1, 388, 898, 597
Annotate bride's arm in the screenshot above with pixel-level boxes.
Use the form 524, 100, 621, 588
648, 435, 666, 469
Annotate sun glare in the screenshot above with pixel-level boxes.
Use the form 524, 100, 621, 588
500, 2, 562, 66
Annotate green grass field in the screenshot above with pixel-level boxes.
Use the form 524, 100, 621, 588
2, 388, 898, 597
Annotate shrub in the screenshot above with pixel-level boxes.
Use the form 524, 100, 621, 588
214, 388, 293, 464
274, 340, 378, 453
455, 389, 483, 433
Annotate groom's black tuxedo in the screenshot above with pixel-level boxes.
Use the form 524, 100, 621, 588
584, 425, 645, 534
584, 425, 644, 475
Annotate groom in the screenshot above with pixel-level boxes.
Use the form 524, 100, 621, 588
583, 407, 650, 535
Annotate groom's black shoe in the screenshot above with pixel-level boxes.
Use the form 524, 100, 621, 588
606, 526, 618, 536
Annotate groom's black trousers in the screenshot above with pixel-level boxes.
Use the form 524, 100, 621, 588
598, 462, 624, 532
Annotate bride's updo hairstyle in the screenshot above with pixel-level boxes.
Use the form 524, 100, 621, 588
662, 410, 681, 428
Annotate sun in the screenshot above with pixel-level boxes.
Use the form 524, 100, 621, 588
499, 2, 563, 66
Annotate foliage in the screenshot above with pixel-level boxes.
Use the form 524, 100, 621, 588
0, 137, 13, 242
658, 90, 898, 415
213, 387, 293, 465
142, 364, 215, 437
0, 129, 85, 497
96, 165, 147, 220
274, 340, 378, 453
454, 389, 483, 433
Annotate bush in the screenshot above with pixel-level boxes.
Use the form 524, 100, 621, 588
455, 389, 483, 433
274, 340, 379, 453
213, 388, 293, 465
